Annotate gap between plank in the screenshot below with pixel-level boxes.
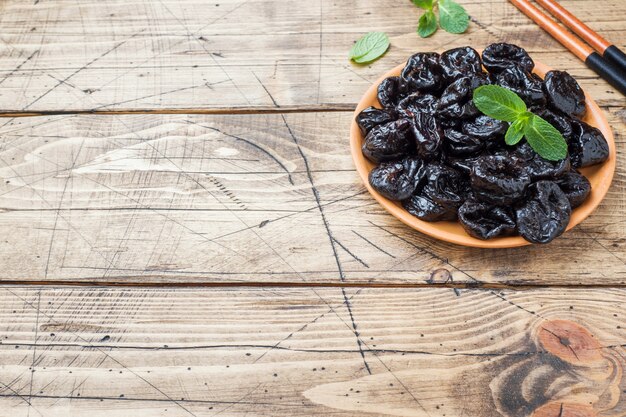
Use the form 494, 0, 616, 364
0, 280, 624, 290
0, 104, 356, 118
0, 102, 622, 118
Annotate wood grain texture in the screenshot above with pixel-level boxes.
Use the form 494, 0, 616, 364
0, 112, 624, 285
1, 1, 625, 416
0, 286, 624, 417
0, 0, 624, 112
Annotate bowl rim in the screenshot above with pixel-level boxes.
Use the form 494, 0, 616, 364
350, 59, 616, 248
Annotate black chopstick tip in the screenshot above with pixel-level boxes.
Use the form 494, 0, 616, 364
585, 52, 626, 96
603, 45, 626, 73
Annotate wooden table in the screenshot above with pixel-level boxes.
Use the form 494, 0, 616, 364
0, 1, 624, 416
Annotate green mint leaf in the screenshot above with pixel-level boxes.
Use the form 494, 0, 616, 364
473, 85, 528, 122
505, 119, 526, 145
349, 32, 390, 64
438, 0, 469, 34
418, 10, 438, 38
412, 0, 434, 10
524, 114, 568, 161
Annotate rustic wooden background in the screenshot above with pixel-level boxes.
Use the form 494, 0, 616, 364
0, 0, 624, 416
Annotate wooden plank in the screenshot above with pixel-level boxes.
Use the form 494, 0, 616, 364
0, 112, 624, 285
0, 286, 624, 416
0, 0, 624, 112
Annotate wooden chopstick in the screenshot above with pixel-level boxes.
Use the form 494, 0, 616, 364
534, 0, 626, 72
508, 0, 626, 95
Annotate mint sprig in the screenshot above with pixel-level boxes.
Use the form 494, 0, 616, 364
418, 10, 438, 38
473, 85, 568, 161
439, 0, 469, 33
349, 32, 390, 64
412, 0, 434, 8
412, 0, 469, 38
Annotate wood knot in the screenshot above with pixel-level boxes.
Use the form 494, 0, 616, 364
537, 320, 602, 364
532, 402, 597, 417
428, 268, 452, 284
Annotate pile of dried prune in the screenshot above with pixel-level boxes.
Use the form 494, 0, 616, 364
358, 43, 610, 244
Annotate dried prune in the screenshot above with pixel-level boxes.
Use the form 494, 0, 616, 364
422, 164, 469, 210
403, 193, 457, 222
556, 170, 591, 209
514, 142, 570, 180
397, 93, 438, 118
515, 181, 571, 244
356, 106, 396, 136
377, 76, 404, 109
362, 119, 413, 163
471, 155, 530, 205
401, 52, 444, 93
440, 47, 483, 82
568, 120, 609, 168
462, 115, 507, 140
482, 43, 534, 74
437, 75, 489, 120
446, 154, 481, 175
444, 129, 483, 156
369, 157, 426, 201
544, 70, 586, 117
458, 201, 516, 239
495, 66, 546, 106
412, 112, 443, 160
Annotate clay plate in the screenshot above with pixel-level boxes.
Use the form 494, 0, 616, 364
350, 60, 616, 248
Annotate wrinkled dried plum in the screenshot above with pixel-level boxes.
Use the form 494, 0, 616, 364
516, 181, 571, 244
444, 129, 483, 156
568, 120, 609, 168
422, 164, 469, 210
462, 115, 507, 140
397, 93, 438, 118
446, 154, 482, 175
401, 52, 444, 93
482, 43, 534, 73
403, 193, 457, 222
471, 155, 530, 205
412, 112, 443, 160
514, 142, 570, 180
458, 201, 516, 239
437, 75, 489, 120
495, 66, 546, 106
369, 157, 426, 201
362, 119, 413, 163
356, 106, 396, 136
440, 47, 483, 82
556, 170, 591, 209
544, 70, 586, 117
377, 76, 404, 109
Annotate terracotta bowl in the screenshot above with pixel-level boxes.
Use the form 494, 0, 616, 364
350, 60, 616, 248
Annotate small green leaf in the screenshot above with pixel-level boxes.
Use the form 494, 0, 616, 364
418, 10, 438, 38
473, 85, 528, 122
349, 32, 390, 64
505, 119, 526, 145
438, 0, 469, 34
524, 115, 568, 161
412, 0, 434, 9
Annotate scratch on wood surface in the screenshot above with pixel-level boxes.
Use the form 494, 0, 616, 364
0, 50, 38, 87
332, 237, 369, 268
3, 287, 201, 416
22, 32, 143, 110
352, 230, 396, 258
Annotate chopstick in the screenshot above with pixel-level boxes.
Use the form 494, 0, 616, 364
508, 0, 626, 95
534, 0, 626, 72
